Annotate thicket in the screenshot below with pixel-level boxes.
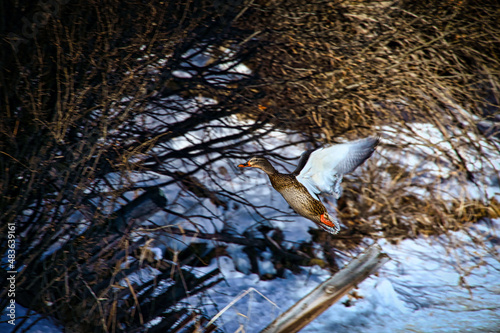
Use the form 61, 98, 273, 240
1, 0, 499, 331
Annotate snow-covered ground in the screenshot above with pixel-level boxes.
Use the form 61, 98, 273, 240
4, 116, 499, 332
4, 223, 499, 333
197, 221, 500, 332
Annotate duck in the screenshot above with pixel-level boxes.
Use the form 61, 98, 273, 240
238, 137, 379, 234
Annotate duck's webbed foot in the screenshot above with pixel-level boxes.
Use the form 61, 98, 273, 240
319, 213, 340, 235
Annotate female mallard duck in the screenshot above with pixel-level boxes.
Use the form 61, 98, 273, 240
238, 137, 378, 234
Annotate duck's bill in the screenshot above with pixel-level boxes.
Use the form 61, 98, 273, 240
238, 162, 252, 167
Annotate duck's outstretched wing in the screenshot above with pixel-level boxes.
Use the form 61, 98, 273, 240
296, 137, 378, 200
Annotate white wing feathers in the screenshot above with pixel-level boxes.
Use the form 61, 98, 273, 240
296, 137, 378, 200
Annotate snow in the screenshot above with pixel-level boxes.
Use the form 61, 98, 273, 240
0, 305, 62, 333
7, 102, 500, 332
199, 221, 500, 333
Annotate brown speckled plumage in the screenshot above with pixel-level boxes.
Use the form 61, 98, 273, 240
238, 157, 337, 234
238, 137, 379, 235
270, 173, 327, 224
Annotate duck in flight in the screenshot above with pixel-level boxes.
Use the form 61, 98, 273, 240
238, 137, 378, 234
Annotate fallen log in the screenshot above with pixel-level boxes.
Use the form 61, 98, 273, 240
261, 244, 390, 333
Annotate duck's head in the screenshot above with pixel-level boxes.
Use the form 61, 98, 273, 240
238, 156, 276, 174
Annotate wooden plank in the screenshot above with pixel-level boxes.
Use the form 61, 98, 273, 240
261, 244, 390, 333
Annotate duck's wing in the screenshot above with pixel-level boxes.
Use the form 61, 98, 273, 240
296, 137, 378, 199
292, 149, 315, 176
